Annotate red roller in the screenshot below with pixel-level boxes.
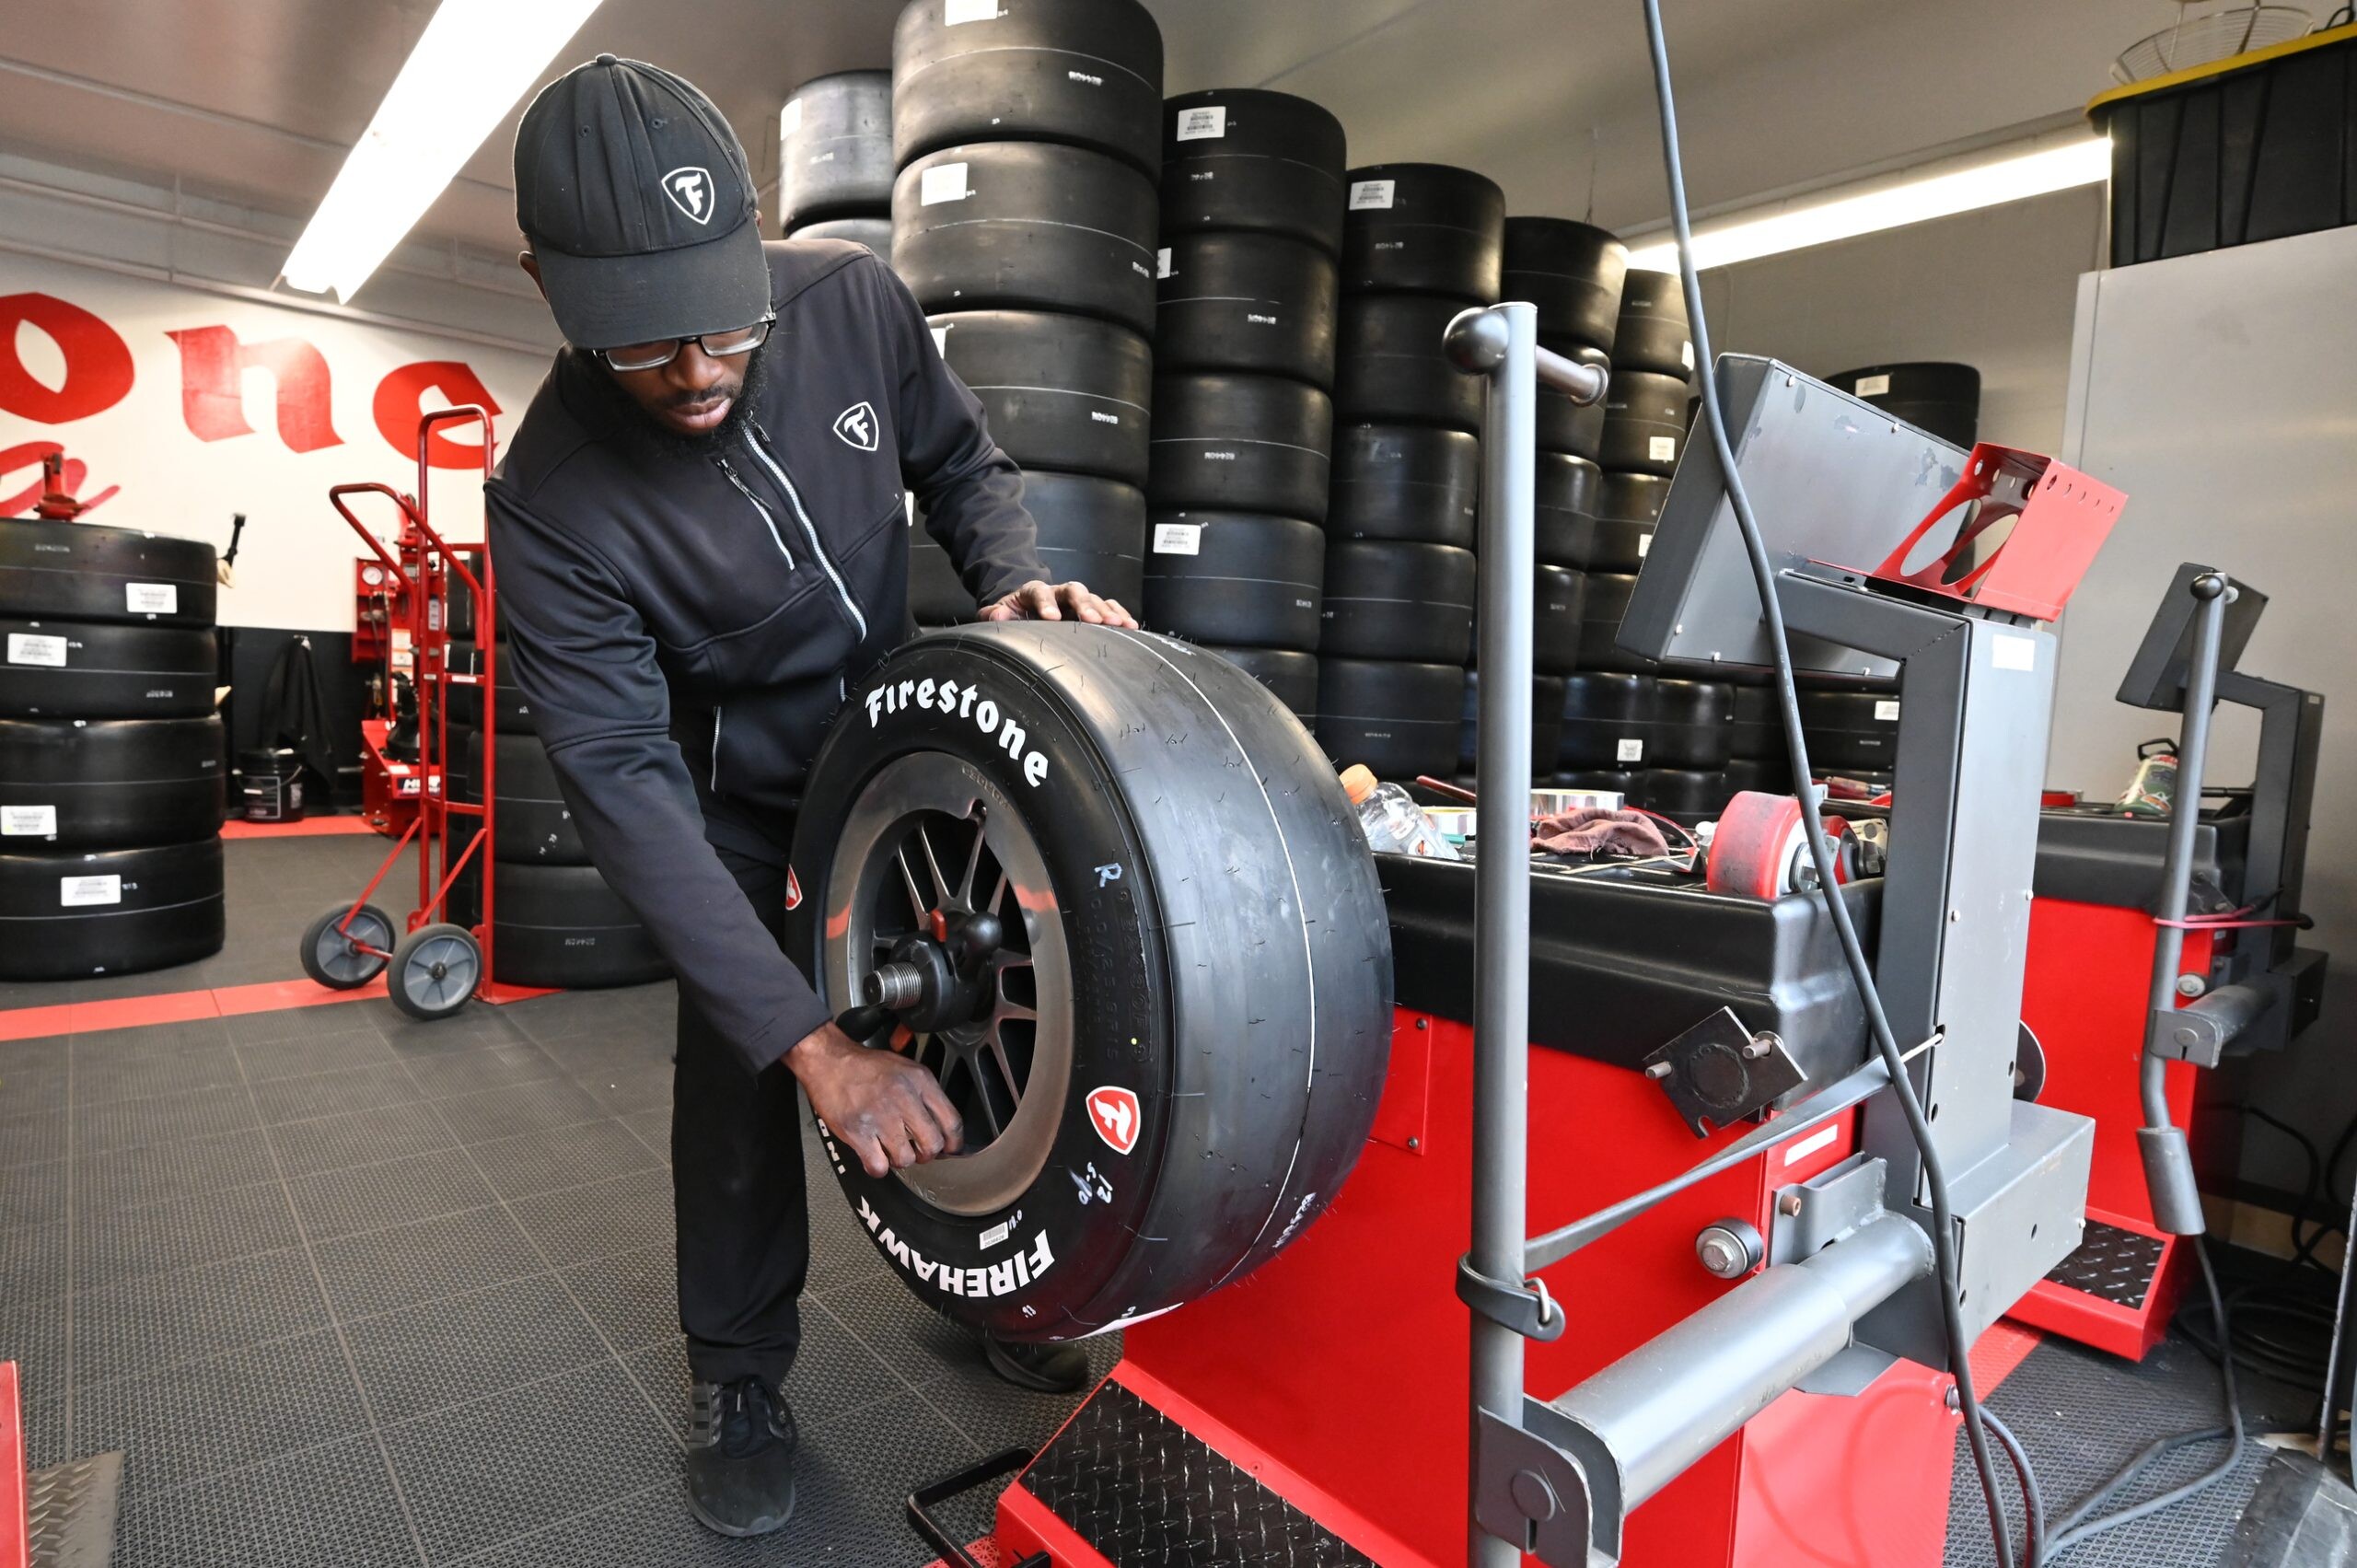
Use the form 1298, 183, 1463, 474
1706, 792, 1857, 900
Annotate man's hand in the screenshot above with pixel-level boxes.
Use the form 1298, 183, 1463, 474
790, 1021, 964, 1179
980, 578, 1139, 629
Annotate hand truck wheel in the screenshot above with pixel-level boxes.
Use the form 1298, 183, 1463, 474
386, 922, 482, 1020
300, 902, 395, 990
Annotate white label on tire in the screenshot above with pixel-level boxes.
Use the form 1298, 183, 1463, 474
856, 1195, 1056, 1297
1853, 373, 1891, 398
1155, 247, 1172, 278
931, 325, 949, 356
781, 99, 802, 135
126, 582, 177, 615
3, 805, 56, 837
1648, 436, 1678, 463
61, 874, 121, 907
920, 162, 969, 205
7, 633, 66, 667
1638, 531, 1653, 558
1681, 340, 1694, 370
1349, 180, 1396, 210
1875, 700, 1901, 723
1175, 105, 1226, 140
945, 0, 997, 22
1152, 522, 1202, 555
1617, 738, 1644, 762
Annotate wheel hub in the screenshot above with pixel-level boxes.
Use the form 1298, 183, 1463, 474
823, 752, 1073, 1217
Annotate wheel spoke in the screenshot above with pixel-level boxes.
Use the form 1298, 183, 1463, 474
988, 1032, 1021, 1111
987, 868, 1009, 921
974, 1063, 1005, 1136
894, 845, 927, 921
915, 822, 951, 909
958, 808, 988, 906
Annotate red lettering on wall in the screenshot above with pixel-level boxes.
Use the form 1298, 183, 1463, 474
374, 361, 503, 469
0, 441, 119, 517
0, 293, 135, 424
165, 326, 343, 453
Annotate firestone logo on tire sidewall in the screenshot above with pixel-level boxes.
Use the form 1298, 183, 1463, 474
1086, 1086, 1141, 1156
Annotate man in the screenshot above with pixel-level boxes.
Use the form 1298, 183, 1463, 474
487, 55, 1136, 1539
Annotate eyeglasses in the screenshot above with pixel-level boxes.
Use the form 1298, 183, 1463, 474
593, 313, 777, 373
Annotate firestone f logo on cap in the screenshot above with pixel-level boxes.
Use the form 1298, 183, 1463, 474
662, 166, 714, 225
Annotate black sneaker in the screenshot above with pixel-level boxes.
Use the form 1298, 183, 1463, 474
981, 1332, 1091, 1395
683, 1376, 798, 1537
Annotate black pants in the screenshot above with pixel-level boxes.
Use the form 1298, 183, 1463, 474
673, 842, 811, 1388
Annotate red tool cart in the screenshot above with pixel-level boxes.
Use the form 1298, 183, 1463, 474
296, 406, 545, 1018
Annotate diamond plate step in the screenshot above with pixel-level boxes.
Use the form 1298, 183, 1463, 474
27, 1452, 120, 1568
1026, 1382, 1374, 1568
2046, 1219, 2168, 1309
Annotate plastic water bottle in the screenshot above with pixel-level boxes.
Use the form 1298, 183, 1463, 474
1339, 765, 1461, 859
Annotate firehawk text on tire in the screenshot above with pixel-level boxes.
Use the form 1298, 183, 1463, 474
793, 623, 1391, 1342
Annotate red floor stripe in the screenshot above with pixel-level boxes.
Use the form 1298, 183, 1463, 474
1970, 1319, 2043, 1394
0, 978, 384, 1043
219, 816, 381, 840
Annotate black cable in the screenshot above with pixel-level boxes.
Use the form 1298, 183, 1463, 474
1980, 1406, 2047, 1568
2244, 1106, 2332, 1271
2043, 1238, 2247, 1562
1633, 7, 2015, 1563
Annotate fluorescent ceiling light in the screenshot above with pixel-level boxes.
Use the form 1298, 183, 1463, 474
1623, 135, 2110, 273
283, 0, 604, 300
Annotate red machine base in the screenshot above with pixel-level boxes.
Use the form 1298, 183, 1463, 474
2009, 1207, 2185, 1362
949, 1010, 1964, 1568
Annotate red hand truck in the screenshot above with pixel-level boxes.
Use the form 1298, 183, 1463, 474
296, 406, 546, 1017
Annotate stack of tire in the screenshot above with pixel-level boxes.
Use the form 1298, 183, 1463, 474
780, 70, 896, 261
1798, 680, 1902, 794
1550, 264, 1736, 826
1723, 682, 1793, 799
1441, 217, 1631, 788
1136, 89, 1346, 728
447, 628, 669, 991
892, 0, 1163, 632
0, 518, 226, 981
1828, 362, 1980, 449
1315, 164, 1502, 781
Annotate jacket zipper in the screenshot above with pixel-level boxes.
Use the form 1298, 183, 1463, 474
749, 426, 869, 641
714, 456, 795, 570
710, 703, 724, 792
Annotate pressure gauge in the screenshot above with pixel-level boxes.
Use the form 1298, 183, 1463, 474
360, 564, 388, 587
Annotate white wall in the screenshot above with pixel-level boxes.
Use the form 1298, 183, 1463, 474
1692, 182, 2108, 458
2052, 226, 2357, 1200
3, 252, 549, 633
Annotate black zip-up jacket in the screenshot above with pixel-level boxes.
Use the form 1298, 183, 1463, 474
486, 239, 1044, 1071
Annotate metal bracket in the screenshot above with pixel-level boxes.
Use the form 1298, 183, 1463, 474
2145, 981, 2272, 1068
1474, 1399, 1620, 1567
1642, 1007, 1807, 1137
1769, 1154, 1889, 1266
1457, 1255, 1567, 1342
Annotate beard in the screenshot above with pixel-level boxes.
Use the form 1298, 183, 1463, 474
574, 338, 771, 462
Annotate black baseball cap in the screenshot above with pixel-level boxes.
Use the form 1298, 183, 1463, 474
513, 54, 771, 351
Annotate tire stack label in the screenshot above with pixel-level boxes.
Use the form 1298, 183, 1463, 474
1151, 521, 1201, 555
945, 0, 999, 22
1348, 180, 1395, 210
1174, 105, 1225, 140
8, 633, 66, 667
920, 163, 970, 205
60, 874, 122, 906
3, 806, 57, 837
125, 583, 178, 616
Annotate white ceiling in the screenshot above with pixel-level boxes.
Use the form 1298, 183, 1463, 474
0, 0, 2185, 289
